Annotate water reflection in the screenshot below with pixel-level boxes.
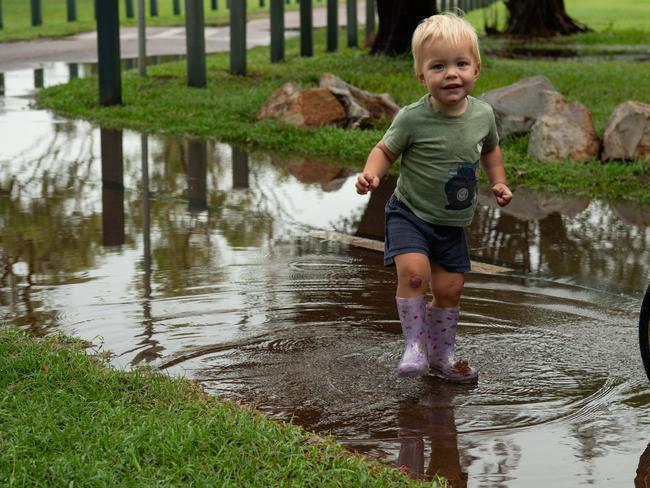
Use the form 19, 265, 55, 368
1, 62, 650, 487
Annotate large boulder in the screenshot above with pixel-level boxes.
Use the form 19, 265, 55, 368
601, 101, 650, 162
256, 81, 302, 120
257, 75, 399, 129
319, 72, 400, 123
282, 87, 348, 128
479, 76, 565, 139
528, 101, 600, 163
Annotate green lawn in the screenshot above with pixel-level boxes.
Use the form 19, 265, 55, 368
0, 0, 310, 42
0, 329, 441, 487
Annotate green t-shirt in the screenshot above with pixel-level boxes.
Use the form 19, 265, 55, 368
383, 94, 499, 227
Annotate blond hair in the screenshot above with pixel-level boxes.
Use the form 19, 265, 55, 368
411, 12, 480, 75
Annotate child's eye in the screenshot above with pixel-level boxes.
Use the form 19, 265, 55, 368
457, 61, 470, 68
431, 64, 445, 72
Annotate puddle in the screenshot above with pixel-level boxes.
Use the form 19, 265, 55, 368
1, 62, 650, 487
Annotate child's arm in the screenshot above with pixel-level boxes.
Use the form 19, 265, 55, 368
480, 144, 512, 207
355, 140, 397, 195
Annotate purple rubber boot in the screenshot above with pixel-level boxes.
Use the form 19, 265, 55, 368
395, 295, 429, 377
425, 305, 478, 383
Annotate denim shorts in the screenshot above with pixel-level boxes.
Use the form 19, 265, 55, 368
383, 194, 471, 272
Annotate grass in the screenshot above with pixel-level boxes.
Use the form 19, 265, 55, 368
0, 0, 307, 42
36, 25, 650, 204
0, 328, 441, 487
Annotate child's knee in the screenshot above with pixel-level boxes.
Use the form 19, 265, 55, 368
409, 275, 423, 289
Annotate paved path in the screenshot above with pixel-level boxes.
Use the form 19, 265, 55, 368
0, 3, 368, 72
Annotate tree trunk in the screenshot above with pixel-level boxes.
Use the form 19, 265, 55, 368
505, 0, 588, 37
371, 0, 437, 56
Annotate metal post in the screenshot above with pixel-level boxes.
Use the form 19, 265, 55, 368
231, 0, 247, 75
125, 0, 134, 18
0, 73, 4, 96
150, 0, 158, 16
211, 0, 218, 9
67, 0, 77, 21
346, 0, 357, 47
34, 68, 44, 89
185, 0, 206, 87
270, 0, 284, 62
31, 0, 42, 26
173, 0, 181, 15
0, 0, 4, 30
258, 0, 264, 6
138, 0, 146, 76
299, 0, 312, 56
96, 0, 122, 106
326, 0, 337, 52
365, 0, 374, 44
69, 63, 79, 81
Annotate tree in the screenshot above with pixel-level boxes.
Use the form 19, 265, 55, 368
371, 0, 437, 56
504, 0, 588, 37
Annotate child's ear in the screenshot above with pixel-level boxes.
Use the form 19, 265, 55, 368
474, 62, 481, 80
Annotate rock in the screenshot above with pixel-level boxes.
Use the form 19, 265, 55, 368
327, 85, 371, 129
257, 74, 400, 129
528, 101, 600, 162
479, 76, 565, 139
602, 101, 650, 162
273, 157, 352, 191
282, 87, 348, 128
319, 72, 400, 122
256, 81, 302, 120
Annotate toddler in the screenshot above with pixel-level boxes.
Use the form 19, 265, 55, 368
356, 12, 512, 382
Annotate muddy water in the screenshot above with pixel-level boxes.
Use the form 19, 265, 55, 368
1, 64, 650, 487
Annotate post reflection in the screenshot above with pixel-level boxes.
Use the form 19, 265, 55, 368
100, 128, 125, 247
397, 383, 471, 487
232, 145, 249, 189
130, 132, 164, 365
187, 139, 208, 212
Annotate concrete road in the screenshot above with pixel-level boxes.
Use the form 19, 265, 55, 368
0, 3, 369, 72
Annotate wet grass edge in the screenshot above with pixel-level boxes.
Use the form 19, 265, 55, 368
0, 328, 441, 487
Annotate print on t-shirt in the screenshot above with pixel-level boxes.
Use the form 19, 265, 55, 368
444, 162, 478, 210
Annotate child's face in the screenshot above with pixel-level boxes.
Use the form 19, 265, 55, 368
416, 38, 480, 114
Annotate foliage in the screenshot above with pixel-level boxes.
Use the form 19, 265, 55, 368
0, 328, 440, 487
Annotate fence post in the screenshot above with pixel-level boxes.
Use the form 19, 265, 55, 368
346, 0, 357, 47
67, 0, 77, 21
211, 0, 218, 9
150, 0, 158, 16
365, 0, 374, 44
299, 0, 313, 56
125, 0, 134, 18
173, 0, 181, 15
231, 0, 247, 74
31, 0, 42, 26
96, 0, 122, 106
326, 0, 337, 52
185, 0, 206, 87
270, 0, 284, 62
138, 0, 146, 75
0, 0, 4, 29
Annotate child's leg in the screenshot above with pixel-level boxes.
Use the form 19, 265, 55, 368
425, 261, 477, 382
393, 253, 431, 377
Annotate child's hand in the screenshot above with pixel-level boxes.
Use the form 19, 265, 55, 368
492, 183, 512, 207
355, 173, 380, 195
